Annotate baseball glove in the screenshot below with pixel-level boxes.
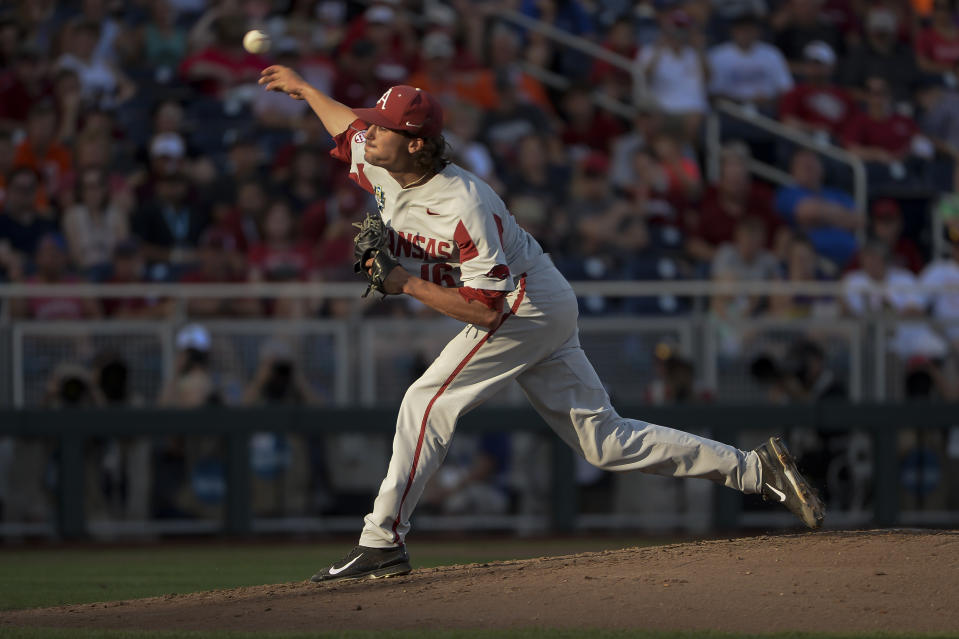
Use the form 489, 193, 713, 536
353, 211, 400, 298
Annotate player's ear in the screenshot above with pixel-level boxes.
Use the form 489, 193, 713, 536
407, 137, 425, 154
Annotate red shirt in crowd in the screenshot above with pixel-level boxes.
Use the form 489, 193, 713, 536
686, 182, 779, 248
841, 112, 918, 154
561, 113, 625, 154
25, 275, 89, 320
916, 27, 959, 67
845, 236, 924, 274
247, 242, 315, 281
178, 47, 268, 96
780, 84, 858, 136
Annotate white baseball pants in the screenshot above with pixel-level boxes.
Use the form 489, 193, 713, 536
360, 255, 763, 548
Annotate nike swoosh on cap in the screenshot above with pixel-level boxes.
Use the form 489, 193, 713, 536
426, 208, 441, 215
328, 553, 363, 575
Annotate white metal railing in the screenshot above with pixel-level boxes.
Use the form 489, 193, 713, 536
1, 279, 958, 299
706, 100, 869, 223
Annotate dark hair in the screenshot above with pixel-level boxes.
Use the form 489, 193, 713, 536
410, 134, 451, 175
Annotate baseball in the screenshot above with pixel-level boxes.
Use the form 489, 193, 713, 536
243, 29, 270, 54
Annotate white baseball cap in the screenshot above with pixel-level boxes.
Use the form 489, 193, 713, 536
176, 323, 211, 351
150, 132, 186, 158
803, 41, 836, 66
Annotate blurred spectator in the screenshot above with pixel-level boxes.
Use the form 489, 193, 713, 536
248, 199, 318, 316
338, 3, 417, 86
251, 39, 316, 129
331, 39, 391, 109
180, 228, 258, 317
136, 0, 189, 72
629, 127, 702, 238
846, 199, 924, 274
644, 344, 702, 404
0, 167, 57, 273
609, 104, 662, 192
0, 45, 51, 130
62, 167, 129, 278
841, 76, 932, 176
708, 10, 794, 108
750, 338, 847, 403
43, 361, 104, 407
838, 6, 918, 102
568, 153, 646, 268
843, 240, 947, 359
635, 9, 709, 141
480, 23, 554, 113
421, 432, 512, 516
769, 235, 838, 317
920, 224, 959, 348
480, 75, 553, 166
445, 102, 498, 184
710, 216, 780, 319
559, 84, 625, 156
0, 16, 20, 68
406, 32, 491, 110
94, 350, 152, 520
685, 141, 779, 265
501, 134, 570, 228
780, 41, 858, 141
13, 233, 101, 320
916, 0, 959, 74
179, 14, 267, 98
243, 336, 319, 406
56, 20, 135, 110
590, 17, 637, 102
209, 135, 265, 207
156, 323, 225, 518
51, 68, 83, 145
916, 76, 959, 165
242, 336, 318, 517
771, 0, 843, 72
102, 240, 174, 318
160, 323, 221, 407
774, 149, 861, 269
133, 171, 209, 272
14, 101, 72, 211
284, 147, 329, 213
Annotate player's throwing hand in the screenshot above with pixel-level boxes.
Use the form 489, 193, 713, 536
259, 65, 307, 99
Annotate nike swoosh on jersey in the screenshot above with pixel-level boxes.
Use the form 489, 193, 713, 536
426, 208, 441, 215
328, 553, 364, 575
765, 483, 787, 502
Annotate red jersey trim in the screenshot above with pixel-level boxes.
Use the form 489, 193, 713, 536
453, 221, 478, 263
329, 118, 366, 164
390, 276, 527, 544
457, 286, 506, 312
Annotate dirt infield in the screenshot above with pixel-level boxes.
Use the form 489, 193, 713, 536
3, 530, 957, 633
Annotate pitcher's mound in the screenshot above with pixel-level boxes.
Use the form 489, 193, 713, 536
3, 530, 957, 633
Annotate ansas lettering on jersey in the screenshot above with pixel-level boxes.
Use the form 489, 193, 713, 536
387, 229, 454, 261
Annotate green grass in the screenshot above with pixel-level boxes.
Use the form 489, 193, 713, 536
0, 630, 953, 639
0, 537, 659, 612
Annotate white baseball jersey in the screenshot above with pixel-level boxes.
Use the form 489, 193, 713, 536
332, 120, 544, 294
330, 118, 764, 549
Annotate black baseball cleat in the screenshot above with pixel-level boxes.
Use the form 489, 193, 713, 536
754, 436, 825, 529
310, 545, 411, 582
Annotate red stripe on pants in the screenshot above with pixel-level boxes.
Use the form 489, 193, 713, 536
390, 277, 528, 543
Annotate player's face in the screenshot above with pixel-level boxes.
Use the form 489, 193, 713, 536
364, 124, 420, 171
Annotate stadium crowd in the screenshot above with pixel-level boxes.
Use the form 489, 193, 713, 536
0, 0, 957, 322
3, 0, 959, 527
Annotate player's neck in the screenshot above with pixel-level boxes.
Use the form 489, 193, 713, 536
390, 168, 436, 189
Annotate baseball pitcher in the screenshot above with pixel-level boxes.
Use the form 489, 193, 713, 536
259, 67, 825, 582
